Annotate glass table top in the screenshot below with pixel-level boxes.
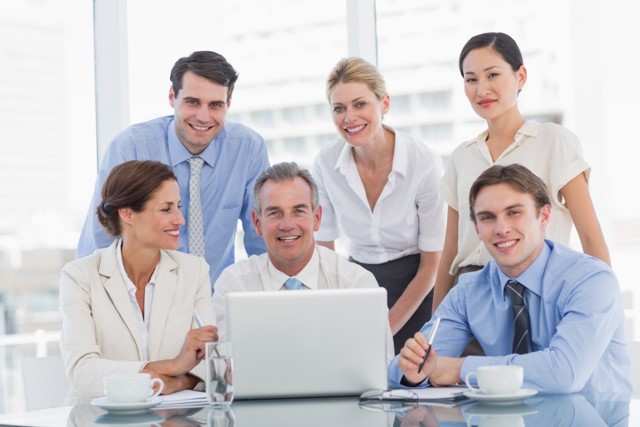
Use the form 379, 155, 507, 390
0, 392, 638, 427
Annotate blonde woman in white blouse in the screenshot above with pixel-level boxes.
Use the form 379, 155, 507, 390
312, 57, 445, 353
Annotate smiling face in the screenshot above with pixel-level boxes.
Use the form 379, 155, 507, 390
329, 81, 389, 147
120, 179, 184, 251
169, 70, 230, 155
252, 177, 322, 277
473, 182, 550, 278
462, 47, 526, 122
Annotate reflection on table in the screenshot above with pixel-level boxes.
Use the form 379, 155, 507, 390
66, 397, 393, 427
393, 393, 634, 427
0, 393, 637, 427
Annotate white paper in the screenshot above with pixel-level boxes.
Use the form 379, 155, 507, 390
384, 385, 467, 401
156, 390, 208, 408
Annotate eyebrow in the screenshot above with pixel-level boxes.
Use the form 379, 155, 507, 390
182, 96, 225, 104
474, 203, 526, 217
332, 96, 365, 106
264, 203, 310, 212
464, 66, 501, 75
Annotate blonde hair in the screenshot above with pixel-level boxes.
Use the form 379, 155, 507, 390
325, 57, 387, 101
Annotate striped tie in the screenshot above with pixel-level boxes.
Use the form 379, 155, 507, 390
188, 157, 205, 257
505, 280, 531, 354
284, 278, 303, 290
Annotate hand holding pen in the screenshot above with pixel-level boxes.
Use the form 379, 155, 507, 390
418, 317, 441, 373
194, 310, 220, 356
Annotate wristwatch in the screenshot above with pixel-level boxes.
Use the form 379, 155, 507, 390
194, 380, 206, 392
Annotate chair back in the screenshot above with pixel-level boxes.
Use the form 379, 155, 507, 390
20, 355, 70, 410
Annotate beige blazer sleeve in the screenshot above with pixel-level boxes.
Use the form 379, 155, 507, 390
59, 240, 215, 404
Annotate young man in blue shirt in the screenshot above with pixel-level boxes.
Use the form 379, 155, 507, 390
389, 164, 631, 393
77, 51, 269, 286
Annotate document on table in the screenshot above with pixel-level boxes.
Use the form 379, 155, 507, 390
360, 385, 468, 406
157, 390, 208, 408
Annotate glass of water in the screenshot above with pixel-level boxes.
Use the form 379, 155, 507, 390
205, 341, 234, 407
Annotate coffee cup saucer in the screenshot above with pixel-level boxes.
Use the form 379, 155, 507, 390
463, 388, 537, 406
91, 396, 162, 415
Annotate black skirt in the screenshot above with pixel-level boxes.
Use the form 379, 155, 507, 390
350, 253, 431, 353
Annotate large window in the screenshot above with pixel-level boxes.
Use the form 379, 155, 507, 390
0, 0, 96, 413
126, 0, 347, 169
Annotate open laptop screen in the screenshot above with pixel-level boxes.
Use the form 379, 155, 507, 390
225, 288, 389, 399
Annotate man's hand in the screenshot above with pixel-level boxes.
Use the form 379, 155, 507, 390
398, 332, 437, 385
427, 356, 464, 387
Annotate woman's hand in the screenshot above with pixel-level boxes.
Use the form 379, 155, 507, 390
171, 325, 219, 375
143, 325, 218, 378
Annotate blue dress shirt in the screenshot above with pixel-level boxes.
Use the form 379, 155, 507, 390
388, 240, 631, 393
77, 116, 269, 286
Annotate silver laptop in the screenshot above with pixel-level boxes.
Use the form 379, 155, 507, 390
225, 287, 389, 399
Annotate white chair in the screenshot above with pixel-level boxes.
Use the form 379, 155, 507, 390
20, 355, 70, 410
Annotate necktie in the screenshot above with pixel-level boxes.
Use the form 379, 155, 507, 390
505, 280, 531, 354
284, 278, 303, 290
188, 157, 205, 257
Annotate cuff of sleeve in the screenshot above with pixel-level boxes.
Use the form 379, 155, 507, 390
388, 355, 430, 389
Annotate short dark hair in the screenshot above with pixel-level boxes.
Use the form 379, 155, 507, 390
459, 32, 523, 77
170, 51, 239, 100
97, 160, 177, 236
253, 162, 319, 214
469, 164, 551, 223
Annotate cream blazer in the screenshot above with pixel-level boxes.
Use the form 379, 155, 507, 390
59, 240, 216, 404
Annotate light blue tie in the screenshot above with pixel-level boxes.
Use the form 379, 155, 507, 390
187, 157, 205, 257
284, 278, 303, 290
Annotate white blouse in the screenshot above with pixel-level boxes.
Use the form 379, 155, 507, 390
441, 120, 590, 274
312, 126, 445, 264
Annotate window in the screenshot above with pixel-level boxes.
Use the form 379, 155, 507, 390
0, 0, 96, 413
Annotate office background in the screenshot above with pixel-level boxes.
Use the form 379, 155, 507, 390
0, 0, 638, 413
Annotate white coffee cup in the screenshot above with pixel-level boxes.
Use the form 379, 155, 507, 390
104, 373, 164, 403
464, 365, 523, 395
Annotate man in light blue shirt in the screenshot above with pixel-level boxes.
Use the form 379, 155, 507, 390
389, 164, 631, 393
77, 51, 269, 285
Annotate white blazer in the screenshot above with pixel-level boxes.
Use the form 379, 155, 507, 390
59, 240, 216, 404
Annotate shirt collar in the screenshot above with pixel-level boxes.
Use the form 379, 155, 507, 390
267, 248, 320, 290
465, 120, 539, 148
497, 240, 551, 297
167, 118, 224, 167
334, 125, 407, 177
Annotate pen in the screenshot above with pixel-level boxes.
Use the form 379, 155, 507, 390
194, 310, 205, 328
194, 310, 220, 357
418, 317, 441, 374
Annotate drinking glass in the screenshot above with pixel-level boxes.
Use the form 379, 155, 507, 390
206, 341, 234, 407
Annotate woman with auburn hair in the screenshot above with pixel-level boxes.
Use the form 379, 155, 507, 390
60, 160, 217, 404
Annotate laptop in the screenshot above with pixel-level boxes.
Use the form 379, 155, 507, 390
225, 287, 389, 399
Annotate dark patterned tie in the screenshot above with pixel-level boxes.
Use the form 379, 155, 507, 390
284, 278, 303, 290
505, 280, 531, 354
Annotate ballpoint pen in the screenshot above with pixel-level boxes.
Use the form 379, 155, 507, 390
194, 310, 205, 328
194, 310, 220, 357
418, 317, 441, 374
